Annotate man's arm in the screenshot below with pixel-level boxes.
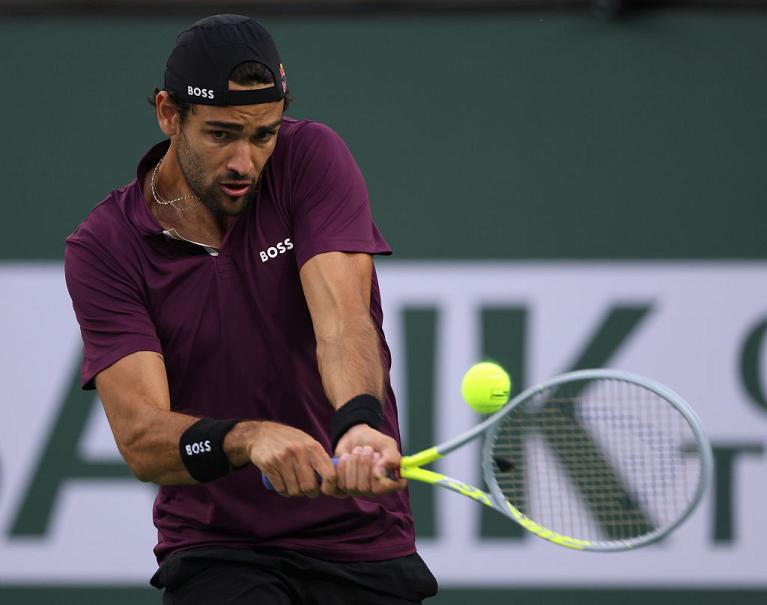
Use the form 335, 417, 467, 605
95, 351, 336, 496
300, 251, 407, 496
299, 251, 384, 405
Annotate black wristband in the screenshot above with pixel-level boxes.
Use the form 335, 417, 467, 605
179, 418, 240, 483
330, 394, 384, 451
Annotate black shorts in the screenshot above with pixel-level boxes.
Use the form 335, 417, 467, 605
150, 547, 439, 604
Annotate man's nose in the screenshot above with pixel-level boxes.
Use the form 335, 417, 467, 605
226, 141, 256, 177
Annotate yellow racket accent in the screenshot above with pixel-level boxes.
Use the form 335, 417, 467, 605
398, 447, 592, 550
503, 502, 591, 549
399, 466, 442, 484
400, 448, 492, 506
401, 466, 495, 507
400, 447, 441, 469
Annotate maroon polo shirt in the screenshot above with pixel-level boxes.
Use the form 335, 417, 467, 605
64, 117, 416, 563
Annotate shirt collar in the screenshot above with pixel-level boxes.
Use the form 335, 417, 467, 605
128, 140, 171, 236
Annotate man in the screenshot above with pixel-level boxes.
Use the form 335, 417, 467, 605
64, 14, 437, 604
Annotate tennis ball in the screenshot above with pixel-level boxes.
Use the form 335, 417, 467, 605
461, 362, 511, 414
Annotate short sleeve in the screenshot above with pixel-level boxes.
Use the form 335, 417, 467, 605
65, 233, 162, 390
289, 122, 391, 268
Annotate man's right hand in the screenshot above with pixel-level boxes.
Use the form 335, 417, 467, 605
227, 421, 338, 498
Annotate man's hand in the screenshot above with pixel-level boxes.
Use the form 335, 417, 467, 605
332, 424, 408, 497
235, 421, 337, 498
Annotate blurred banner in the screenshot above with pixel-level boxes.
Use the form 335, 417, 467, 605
1, 261, 766, 586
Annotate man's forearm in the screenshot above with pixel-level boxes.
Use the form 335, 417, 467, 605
315, 313, 385, 410
117, 406, 200, 484
115, 407, 261, 485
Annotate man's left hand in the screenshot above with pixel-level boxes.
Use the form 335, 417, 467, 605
325, 424, 407, 498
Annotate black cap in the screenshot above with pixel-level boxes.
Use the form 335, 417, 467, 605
164, 15, 287, 106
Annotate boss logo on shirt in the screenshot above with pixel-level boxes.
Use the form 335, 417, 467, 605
185, 440, 212, 456
187, 86, 215, 100
260, 238, 294, 263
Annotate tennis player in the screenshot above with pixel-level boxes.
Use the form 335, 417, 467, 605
64, 14, 437, 604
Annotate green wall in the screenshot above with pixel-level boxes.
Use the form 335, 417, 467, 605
2, 11, 766, 261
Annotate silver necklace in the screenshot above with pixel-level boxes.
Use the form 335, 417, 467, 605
151, 155, 200, 211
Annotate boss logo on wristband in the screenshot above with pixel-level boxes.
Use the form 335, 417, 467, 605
184, 440, 212, 456
179, 418, 240, 483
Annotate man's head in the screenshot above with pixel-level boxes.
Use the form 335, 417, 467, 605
151, 15, 290, 217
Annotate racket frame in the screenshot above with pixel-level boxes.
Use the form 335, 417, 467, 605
400, 369, 714, 552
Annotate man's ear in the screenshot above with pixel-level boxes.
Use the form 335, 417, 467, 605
155, 91, 181, 137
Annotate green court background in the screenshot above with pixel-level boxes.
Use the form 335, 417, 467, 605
3, 11, 766, 261
1, 9, 765, 603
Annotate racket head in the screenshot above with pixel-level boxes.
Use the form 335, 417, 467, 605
480, 369, 713, 552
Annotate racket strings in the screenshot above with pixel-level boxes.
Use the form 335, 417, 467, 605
489, 378, 702, 545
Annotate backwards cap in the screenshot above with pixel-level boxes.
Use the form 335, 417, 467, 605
164, 14, 287, 106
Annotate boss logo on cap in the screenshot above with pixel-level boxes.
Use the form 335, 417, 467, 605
187, 85, 215, 100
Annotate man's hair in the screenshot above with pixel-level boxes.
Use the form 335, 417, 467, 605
148, 61, 292, 120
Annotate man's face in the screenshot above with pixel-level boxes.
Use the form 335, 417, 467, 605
174, 82, 284, 218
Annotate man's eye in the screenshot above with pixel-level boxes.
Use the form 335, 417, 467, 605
255, 132, 275, 143
211, 131, 231, 141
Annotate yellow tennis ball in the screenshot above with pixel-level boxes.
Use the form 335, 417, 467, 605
461, 362, 512, 414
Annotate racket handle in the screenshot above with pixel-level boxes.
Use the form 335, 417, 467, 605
261, 456, 397, 490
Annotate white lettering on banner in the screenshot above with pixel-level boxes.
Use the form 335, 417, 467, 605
0, 262, 766, 585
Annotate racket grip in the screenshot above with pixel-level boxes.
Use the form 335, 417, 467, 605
261, 456, 398, 490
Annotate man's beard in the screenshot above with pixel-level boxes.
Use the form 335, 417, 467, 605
175, 129, 257, 218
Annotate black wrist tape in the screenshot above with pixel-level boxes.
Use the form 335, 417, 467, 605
331, 394, 384, 451
179, 418, 240, 483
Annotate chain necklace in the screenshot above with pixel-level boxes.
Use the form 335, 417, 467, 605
151, 154, 200, 212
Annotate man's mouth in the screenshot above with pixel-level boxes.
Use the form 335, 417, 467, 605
220, 182, 252, 197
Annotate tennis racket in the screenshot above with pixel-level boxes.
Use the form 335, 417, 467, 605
266, 369, 713, 552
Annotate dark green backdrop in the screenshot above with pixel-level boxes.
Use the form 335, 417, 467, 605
2, 11, 766, 261
1, 10, 765, 604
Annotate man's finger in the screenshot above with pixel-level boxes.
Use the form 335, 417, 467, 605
355, 446, 374, 494
378, 442, 402, 467
264, 468, 287, 494
372, 475, 408, 496
336, 453, 349, 492
309, 448, 339, 497
345, 447, 361, 495
371, 447, 405, 494
296, 456, 321, 498
283, 461, 304, 497
321, 480, 348, 498
314, 451, 337, 485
